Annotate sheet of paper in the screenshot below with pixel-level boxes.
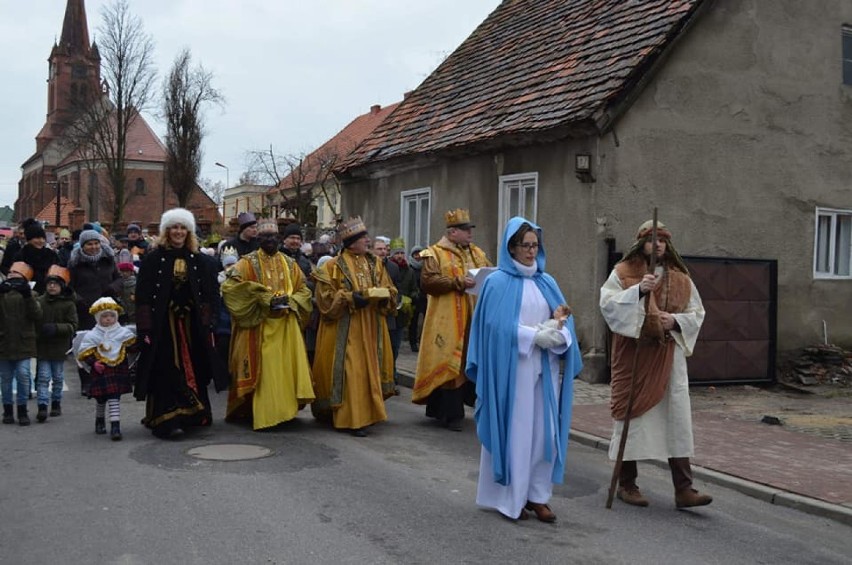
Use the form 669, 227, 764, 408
465, 267, 497, 295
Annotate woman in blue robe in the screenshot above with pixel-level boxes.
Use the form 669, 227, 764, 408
466, 217, 583, 522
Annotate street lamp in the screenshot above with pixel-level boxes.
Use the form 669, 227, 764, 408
214, 162, 229, 221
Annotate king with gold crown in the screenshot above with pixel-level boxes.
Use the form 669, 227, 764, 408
412, 208, 491, 430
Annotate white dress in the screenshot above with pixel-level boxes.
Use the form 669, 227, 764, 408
476, 261, 572, 519
599, 270, 705, 461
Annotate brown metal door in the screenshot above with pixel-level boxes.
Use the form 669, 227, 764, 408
683, 257, 777, 384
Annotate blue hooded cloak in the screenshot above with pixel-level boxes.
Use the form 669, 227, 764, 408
465, 216, 583, 486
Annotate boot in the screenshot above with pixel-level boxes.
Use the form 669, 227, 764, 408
616, 460, 649, 507
17, 405, 30, 426
2, 404, 13, 424
95, 417, 106, 435
36, 404, 48, 423
50, 401, 61, 417
110, 421, 122, 441
79, 368, 91, 397
669, 457, 713, 508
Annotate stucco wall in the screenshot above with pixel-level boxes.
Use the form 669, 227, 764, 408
595, 0, 852, 351
342, 0, 852, 382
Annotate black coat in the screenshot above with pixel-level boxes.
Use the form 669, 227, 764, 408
69, 251, 122, 331
0, 238, 23, 275
134, 246, 228, 399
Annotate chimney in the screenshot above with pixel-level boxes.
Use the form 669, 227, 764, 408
370, 104, 381, 114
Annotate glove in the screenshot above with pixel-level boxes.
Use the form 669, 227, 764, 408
352, 292, 369, 309
41, 323, 57, 337
533, 325, 566, 350
93, 361, 105, 374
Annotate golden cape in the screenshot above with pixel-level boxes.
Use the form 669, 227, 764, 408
412, 237, 490, 404
221, 250, 315, 429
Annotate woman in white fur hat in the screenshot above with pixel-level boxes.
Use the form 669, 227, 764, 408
133, 208, 228, 438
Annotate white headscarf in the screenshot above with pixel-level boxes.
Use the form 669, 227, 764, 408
76, 298, 136, 366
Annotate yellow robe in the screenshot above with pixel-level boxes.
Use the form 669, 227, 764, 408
221, 250, 315, 430
412, 237, 490, 404
311, 250, 397, 430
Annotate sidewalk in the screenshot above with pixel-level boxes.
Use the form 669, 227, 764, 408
396, 347, 852, 526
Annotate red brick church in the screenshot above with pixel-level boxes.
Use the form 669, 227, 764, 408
16, 0, 219, 235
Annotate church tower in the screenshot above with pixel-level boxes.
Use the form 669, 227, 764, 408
36, 0, 102, 152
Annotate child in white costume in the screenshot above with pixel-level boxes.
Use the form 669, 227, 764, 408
76, 298, 137, 440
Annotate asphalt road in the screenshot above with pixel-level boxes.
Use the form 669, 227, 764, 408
1, 379, 849, 564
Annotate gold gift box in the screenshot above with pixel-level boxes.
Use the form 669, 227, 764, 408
365, 287, 390, 299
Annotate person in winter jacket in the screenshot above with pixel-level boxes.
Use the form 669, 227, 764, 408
35, 265, 78, 421
0, 262, 42, 426
12, 218, 59, 295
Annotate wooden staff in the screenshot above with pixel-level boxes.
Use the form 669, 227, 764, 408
605, 208, 658, 509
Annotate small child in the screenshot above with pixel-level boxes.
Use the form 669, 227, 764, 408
35, 265, 78, 421
0, 262, 41, 426
76, 297, 136, 440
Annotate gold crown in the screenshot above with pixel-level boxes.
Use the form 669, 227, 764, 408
338, 216, 367, 241
256, 218, 278, 234
445, 208, 472, 228
221, 245, 238, 258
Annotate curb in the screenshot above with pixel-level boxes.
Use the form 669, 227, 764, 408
399, 367, 852, 526
569, 430, 852, 527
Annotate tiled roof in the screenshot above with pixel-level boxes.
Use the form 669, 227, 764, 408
278, 102, 400, 190
344, 0, 705, 169
35, 196, 78, 228
57, 110, 167, 167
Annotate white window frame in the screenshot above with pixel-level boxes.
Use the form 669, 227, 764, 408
813, 207, 852, 279
498, 172, 538, 235
400, 187, 431, 250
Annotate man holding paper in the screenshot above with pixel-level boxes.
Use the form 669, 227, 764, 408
412, 208, 491, 431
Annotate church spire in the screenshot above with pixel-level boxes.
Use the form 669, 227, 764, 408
59, 0, 91, 55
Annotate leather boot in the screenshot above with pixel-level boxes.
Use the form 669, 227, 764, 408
616, 460, 649, 507
50, 401, 61, 417
2, 404, 13, 424
95, 417, 106, 435
17, 405, 30, 426
36, 404, 48, 423
669, 457, 713, 508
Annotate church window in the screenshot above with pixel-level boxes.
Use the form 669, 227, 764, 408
135, 178, 146, 195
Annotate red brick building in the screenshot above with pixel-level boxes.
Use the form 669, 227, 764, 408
17, 0, 219, 235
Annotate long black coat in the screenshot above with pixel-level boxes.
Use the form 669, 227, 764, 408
134, 246, 228, 400
15, 244, 59, 295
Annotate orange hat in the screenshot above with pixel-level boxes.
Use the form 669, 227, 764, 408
46, 265, 71, 285
9, 262, 34, 281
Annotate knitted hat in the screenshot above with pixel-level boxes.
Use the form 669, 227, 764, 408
117, 262, 135, 272
78, 229, 101, 246
23, 218, 46, 241
126, 223, 141, 234
282, 223, 302, 239
160, 207, 196, 235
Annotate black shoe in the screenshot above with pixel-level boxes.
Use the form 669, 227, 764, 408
95, 417, 106, 435
17, 405, 30, 426
446, 419, 463, 432
350, 428, 368, 437
49, 401, 61, 417
36, 404, 48, 423
2, 404, 13, 424
110, 422, 122, 441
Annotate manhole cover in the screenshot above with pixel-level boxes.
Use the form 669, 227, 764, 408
186, 444, 273, 461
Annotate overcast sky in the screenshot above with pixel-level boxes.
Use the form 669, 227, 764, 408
0, 0, 500, 209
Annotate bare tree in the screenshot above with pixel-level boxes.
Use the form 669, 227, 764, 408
198, 177, 226, 206
163, 48, 224, 207
61, 0, 156, 224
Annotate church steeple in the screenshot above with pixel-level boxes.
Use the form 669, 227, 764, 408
59, 0, 91, 56
37, 0, 102, 151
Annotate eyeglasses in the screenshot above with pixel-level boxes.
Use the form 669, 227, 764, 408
517, 242, 539, 250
